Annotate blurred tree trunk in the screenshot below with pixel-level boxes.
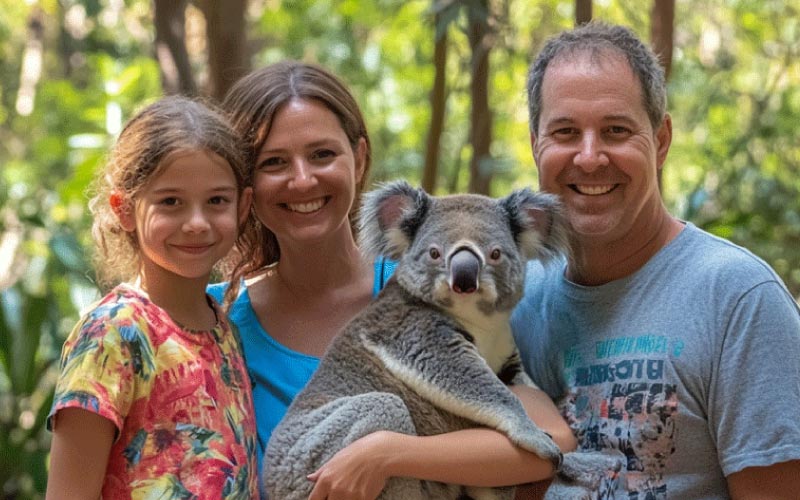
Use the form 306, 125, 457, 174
198, 0, 249, 101
422, 9, 449, 194
153, 0, 197, 95
466, 0, 493, 195
650, 0, 675, 79
15, 8, 44, 116
576, 0, 592, 25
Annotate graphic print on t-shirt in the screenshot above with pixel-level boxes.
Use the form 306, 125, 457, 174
559, 335, 681, 500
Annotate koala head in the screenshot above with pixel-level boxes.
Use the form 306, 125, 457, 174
358, 181, 568, 314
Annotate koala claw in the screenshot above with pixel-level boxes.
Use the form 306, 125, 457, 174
545, 451, 624, 500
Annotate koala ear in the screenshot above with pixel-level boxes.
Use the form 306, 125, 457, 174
358, 180, 430, 261
500, 188, 570, 263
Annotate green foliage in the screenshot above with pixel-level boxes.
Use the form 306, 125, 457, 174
0, 1, 159, 496
1, 0, 799, 497
666, 0, 800, 294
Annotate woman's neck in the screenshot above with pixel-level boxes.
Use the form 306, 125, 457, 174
274, 229, 369, 296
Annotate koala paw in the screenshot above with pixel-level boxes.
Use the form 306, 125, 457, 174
544, 451, 623, 500
513, 427, 563, 469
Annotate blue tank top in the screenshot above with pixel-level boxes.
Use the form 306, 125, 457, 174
207, 258, 396, 471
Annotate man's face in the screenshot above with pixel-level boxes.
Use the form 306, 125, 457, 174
532, 53, 671, 249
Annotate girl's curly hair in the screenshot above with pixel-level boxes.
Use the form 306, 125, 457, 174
89, 95, 258, 308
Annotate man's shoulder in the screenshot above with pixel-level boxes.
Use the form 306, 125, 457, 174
680, 223, 783, 285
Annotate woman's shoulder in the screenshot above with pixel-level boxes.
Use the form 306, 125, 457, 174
207, 281, 230, 302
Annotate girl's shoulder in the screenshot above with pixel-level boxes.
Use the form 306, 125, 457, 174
68, 283, 175, 355
79, 284, 162, 328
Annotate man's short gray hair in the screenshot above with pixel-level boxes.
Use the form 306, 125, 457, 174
527, 22, 667, 134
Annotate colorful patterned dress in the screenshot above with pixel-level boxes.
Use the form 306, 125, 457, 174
48, 283, 259, 499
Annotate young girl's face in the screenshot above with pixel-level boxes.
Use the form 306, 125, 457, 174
118, 150, 251, 284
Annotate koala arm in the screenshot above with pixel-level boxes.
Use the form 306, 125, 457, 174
360, 319, 564, 477
364, 321, 556, 451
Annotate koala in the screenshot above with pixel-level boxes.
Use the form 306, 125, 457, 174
264, 181, 620, 500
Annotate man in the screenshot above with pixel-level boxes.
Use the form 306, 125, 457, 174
511, 22, 800, 499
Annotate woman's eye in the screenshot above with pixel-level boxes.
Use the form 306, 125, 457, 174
311, 149, 336, 161
259, 157, 285, 170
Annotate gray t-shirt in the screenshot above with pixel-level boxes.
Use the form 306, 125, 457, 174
511, 222, 800, 499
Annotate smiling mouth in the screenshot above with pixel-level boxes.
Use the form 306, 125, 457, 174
283, 197, 329, 213
173, 244, 213, 254
570, 184, 618, 196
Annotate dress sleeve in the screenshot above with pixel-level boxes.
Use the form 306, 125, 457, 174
48, 303, 153, 438
710, 280, 800, 475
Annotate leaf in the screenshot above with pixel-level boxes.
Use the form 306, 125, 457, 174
50, 230, 92, 275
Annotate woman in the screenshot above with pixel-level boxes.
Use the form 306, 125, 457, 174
210, 60, 576, 499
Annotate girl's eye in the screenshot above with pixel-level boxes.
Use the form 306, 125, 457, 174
429, 247, 441, 260
209, 196, 230, 205
160, 197, 179, 206
490, 249, 501, 260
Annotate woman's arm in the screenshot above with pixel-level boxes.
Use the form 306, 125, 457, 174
307, 386, 576, 500
46, 408, 115, 500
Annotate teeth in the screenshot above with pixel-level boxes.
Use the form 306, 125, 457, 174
574, 184, 614, 195
287, 198, 325, 213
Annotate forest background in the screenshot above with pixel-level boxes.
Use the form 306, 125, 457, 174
0, 0, 798, 497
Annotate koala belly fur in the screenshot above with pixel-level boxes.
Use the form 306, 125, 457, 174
265, 281, 539, 500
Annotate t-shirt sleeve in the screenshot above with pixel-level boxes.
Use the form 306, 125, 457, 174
710, 280, 800, 476
47, 304, 151, 436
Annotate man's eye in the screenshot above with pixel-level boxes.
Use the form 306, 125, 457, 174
551, 128, 577, 138
607, 126, 631, 136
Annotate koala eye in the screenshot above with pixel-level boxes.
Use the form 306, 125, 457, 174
428, 247, 441, 260
489, 248, 502, 261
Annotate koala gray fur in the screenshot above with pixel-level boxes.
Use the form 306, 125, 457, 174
264, 181, 621, 500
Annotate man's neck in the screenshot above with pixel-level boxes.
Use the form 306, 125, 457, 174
567, 214, 685, 286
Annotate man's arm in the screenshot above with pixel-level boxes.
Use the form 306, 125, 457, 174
727, 460, 800, 500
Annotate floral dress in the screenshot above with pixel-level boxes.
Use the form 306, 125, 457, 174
48, 284, 259, 499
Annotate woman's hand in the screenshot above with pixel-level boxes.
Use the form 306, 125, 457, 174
307, 431, 396, 500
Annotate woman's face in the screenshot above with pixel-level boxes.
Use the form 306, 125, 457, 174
251, 98, 366, 250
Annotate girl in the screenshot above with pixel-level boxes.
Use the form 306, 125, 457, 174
46, 96, 258, 499
210, 61, 576, 499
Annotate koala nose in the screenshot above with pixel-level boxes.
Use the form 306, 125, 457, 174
449, 247, 481, 294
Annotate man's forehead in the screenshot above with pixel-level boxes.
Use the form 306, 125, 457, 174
546, 48, 632, 79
